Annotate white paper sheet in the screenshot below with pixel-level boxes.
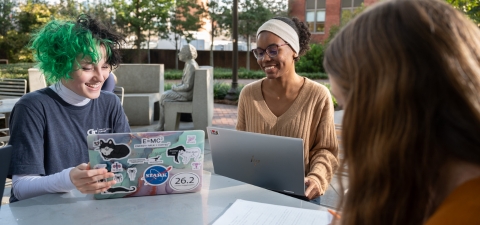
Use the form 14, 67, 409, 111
213, 199, 332, 225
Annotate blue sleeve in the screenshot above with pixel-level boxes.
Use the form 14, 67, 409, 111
101, 73, 116, 92
8, 103, 47, 176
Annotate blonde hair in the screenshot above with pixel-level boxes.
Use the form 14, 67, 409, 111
324, 0, 480, 224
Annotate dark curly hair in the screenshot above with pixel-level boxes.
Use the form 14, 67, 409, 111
273, 16, 311, 61
29, 14, 124, 83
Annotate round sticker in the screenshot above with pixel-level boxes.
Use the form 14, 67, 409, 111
142, 165, 171, 186
169, 172, 200, 191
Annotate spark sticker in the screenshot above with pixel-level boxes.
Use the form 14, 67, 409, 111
186, 135, 196, 144
127, 168, 137, 181
111, 162, 123, 172
141, 165, 172, 186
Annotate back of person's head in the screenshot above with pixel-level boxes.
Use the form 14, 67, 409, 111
257, 17, 311, 61
30, 14, 124, 84
323, 0, 480, 224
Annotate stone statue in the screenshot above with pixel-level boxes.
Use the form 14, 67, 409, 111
157, 44, 199, 131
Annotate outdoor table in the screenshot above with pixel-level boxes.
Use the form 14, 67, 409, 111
0, 171, 326, 225
0, 98, 20, 128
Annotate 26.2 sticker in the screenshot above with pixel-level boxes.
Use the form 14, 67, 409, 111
168, 172, 200, 191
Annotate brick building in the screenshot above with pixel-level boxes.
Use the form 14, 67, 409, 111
289, 0, 379, 43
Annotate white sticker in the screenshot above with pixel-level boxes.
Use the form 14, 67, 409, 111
111, 162, 123, 172
114, 173, 124, 183
128, 158, 146, 164
191, 162, 202, 170
186, 135, 196, 144
127, 168, 137, 181
93, 164, 107, 169
169, 172, 200, 192
147, 155, 163, 164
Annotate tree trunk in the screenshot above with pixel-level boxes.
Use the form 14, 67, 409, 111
175, 34, 179, 70
210, 17, 214, 66
246, 34, 250, 71
147, 34, 151, 64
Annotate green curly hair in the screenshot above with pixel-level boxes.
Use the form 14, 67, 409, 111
29, 15, 124, 84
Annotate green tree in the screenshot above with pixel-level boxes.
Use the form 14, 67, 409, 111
54, 0, 82, 19
231, 0, 286, 70
445, 0, 480, 25
112, 0, 173, 56
201, 0, 231, 67
169, 0, 205, 69
0, 0, 15, 36
3, 1, 53, 62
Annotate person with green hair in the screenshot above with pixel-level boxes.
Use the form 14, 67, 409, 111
7, 15, 130, 202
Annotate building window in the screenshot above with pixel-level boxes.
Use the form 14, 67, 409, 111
306, 0, 326, 33
342, 0, 364, 12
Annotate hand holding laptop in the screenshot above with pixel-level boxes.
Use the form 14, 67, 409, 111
305, 177, 321, 200
70, 163, 116, 194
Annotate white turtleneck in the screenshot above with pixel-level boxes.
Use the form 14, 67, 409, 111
49, 81, 91, 106
12, 81, 94, 201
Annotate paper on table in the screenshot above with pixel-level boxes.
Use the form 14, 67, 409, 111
213, 199, 333, 225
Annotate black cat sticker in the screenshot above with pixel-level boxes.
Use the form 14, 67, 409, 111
102, 186, 136, 194
96, 139, 131, 160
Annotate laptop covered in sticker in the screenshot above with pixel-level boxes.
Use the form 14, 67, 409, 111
87, 130, 204, 200
207, 127, 307, 199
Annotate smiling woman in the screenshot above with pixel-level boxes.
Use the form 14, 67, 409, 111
7, 15, 131, 203
237, 17, 339, 204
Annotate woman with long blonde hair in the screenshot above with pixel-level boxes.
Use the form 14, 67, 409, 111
324, 0, 480, 224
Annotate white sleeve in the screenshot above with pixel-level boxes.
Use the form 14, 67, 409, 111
12, 167, 76, 201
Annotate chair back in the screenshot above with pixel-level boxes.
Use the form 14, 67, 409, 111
28, 68, 47, 92
0, 78, 27, 99
113, 86, 124, 106
0, 145, 12, 207
191, 66, 214, 129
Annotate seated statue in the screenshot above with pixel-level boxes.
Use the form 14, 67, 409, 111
157, 44, 199, 131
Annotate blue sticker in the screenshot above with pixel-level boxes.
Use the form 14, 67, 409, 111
142, 165, 171, 186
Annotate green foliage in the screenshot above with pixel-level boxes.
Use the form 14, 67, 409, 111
445, 0, 480, 25
212, 82, 244, 100
0, 63, 35, 79
295, 43, 325, 73
0, 2, 54, 63
164, 67, 327, 80
112, 0, 173, 50
321, 83, 338, 110
0, 0, 15, 36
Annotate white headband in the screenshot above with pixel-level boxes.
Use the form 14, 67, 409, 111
256, 19, 300, 54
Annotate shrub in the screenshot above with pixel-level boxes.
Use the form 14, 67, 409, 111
321, 83, 339, 110
213, 81, 244, 100
295, 43, 325, 73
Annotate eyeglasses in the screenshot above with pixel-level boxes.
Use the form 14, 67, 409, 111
251, 43, 289, 59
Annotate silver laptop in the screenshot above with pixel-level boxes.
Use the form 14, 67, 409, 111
207, 127, 306, 198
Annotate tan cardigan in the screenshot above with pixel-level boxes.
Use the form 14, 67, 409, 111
236, 78, 339, 195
